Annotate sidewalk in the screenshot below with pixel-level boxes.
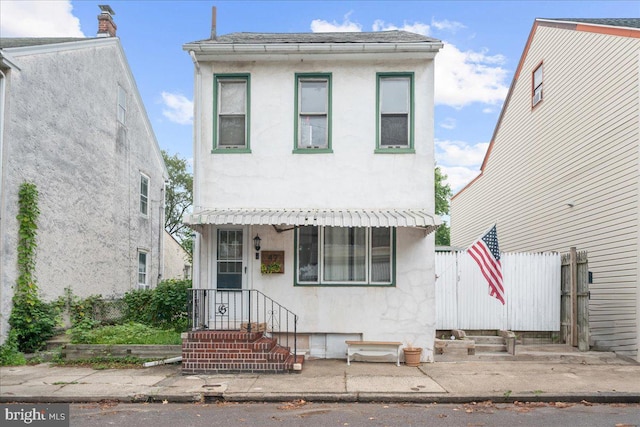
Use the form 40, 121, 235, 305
1, 345, 639, 404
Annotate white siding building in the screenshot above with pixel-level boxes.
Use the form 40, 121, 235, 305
184, 19, 442, 361
450, 18, 640, 361
0, 8, 168, 343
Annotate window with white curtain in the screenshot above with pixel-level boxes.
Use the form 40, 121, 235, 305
214, 74, 249, 151
139, 173, 149, 216
296, 226, 394, 286
377, 73, 413, 151
295, 73, 331, 151
138, 250, 148, 289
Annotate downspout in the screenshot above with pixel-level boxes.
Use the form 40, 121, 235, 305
0, 69, 5, 343
158, 184, 165, 283
189, 50, 202, 289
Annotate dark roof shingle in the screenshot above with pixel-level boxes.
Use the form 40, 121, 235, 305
545, 18, 640, 29
187, 30, 439, 45
0, 38, 91, 49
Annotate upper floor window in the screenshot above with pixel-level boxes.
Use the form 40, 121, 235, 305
294, 73, 332, 152
138, 250, 148, 289
532, 63, 543, 107
377, 73, 414, 153
213, 74, 250, 152
296, 226, 394, 286
117, 85, 127, 124
140, 173, 149, 216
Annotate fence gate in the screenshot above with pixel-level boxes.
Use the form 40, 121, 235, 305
560, 247, 589, 350
436, 251, 561, 331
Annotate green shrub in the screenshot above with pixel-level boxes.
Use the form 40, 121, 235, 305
0, 330, 27, 366
58, 290, 108, 325
122, 288, 153, 324
150, 279, 190, 328
9, 296, 58, 353
123, 279, 190, 330
67, 317, 99, 344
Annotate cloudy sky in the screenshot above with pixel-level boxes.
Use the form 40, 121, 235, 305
2, 0, 638, 192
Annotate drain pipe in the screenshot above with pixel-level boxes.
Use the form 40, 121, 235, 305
189, 50, 202, 290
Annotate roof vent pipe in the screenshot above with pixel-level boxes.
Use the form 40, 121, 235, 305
211, 6, 217, 39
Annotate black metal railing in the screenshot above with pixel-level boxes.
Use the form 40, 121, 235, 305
187, 288, 298, 359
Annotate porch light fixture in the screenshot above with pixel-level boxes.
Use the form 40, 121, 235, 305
253, 234, 261, 259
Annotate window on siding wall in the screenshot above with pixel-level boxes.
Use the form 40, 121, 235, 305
214, 75, 250, 151
140, 173, 149, 216
295, 74, 331, 152
377, 73, 414, 152
296, 226, 394, 286
117, 85, 127, 124
532, 63, 543, 107
138, 251, 148, 289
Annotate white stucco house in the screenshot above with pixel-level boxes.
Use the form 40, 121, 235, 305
450, 19, 640, 361
183, 16, 442, 361
0, 7, 168, 343
163, 230, 192, 280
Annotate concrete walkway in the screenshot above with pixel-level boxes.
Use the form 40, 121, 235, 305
1, 345, 639, 404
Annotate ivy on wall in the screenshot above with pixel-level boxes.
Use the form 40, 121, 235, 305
8, 182, 56, 353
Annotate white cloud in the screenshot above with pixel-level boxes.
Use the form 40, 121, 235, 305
311, 12, 362, 32
371, 19, 431, 36
439, 165, 482, 193
436, 139, 489, 167
431, 18, 466, 33
310, 15, 509, 109
435, 42, 509, 108
0, 0, 84, 37
161, 92, 193, 125
439, 118, 456, 130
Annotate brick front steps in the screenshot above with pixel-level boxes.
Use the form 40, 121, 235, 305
181, 331, 303, 374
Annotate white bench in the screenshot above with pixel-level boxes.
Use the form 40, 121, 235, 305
345, 340, 402, 366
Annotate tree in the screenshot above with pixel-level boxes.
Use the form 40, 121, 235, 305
434, 166, 453, 246
163, 150, 193, 255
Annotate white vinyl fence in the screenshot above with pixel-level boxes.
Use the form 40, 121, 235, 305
436, 252, 561, 331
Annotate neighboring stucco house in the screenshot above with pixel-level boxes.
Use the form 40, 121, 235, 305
183, 16, 442, 361
163, 230, 191, 280
450, 18, 640, 361
0, 7, 168, 343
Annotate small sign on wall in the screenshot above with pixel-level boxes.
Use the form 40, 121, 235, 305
261, 251, 284, 274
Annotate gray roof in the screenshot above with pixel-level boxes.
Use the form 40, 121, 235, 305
0, 38, 91, 49
187, 30, 440, 45
543, 18, 640, 29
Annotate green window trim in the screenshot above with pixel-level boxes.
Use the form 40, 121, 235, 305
212, 73, 251, 153
375, 72, 415, 153
293, 73, 333, 154
294, 226, 396, 287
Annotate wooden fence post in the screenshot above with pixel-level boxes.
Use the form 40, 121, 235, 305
570, 247, 578, 347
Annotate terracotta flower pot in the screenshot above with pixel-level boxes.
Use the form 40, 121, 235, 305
403, 347, 422, 366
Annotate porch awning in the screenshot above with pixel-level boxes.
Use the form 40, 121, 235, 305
185, 208, 440, 233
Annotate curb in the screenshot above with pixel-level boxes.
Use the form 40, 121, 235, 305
5, 392, 639, 405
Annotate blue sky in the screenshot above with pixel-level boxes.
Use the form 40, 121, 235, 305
2, 0, 639, 192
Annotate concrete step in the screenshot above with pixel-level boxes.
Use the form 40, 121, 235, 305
476, 343, 507, 353
467, 335, 507, 353
467, 335, 505, 345
46, 333, 71, 350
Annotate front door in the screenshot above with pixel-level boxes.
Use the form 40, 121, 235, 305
212, 228, 247, 330
216, 229, 244, 289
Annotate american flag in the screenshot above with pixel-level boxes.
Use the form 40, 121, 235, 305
467, 225, 505, 305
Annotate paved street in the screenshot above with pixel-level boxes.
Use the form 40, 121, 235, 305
67, 401, 640, 427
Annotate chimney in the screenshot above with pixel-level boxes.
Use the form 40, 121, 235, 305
211, 6, 217, 39
97, 5, 117, 37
